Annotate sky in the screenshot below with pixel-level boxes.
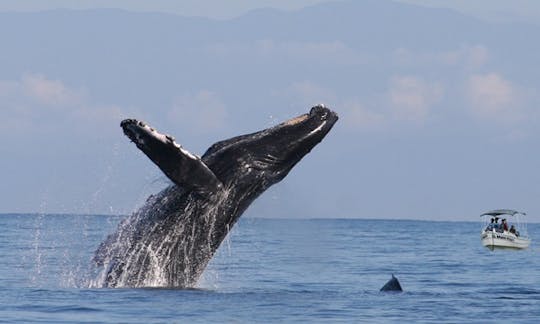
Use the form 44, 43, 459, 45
1, 1, 539, 221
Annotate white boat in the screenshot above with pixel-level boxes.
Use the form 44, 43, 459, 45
480, 209, 531, 250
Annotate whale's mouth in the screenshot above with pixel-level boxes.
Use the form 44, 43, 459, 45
256, 105, 337, 176
308, 104, 338, 127
276, 105, 338, 147
282, 104, 338, 129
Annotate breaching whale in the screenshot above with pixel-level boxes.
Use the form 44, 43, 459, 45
92, 105, 338, 288
380, 274, 403, 292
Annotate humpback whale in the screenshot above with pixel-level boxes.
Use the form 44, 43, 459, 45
380, 274, 403, 292
92, 105, 338, 288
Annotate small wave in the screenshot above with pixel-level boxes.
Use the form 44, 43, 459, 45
479, 287, 540, 296
48, 305, 103, 313
15, 304, 102, 313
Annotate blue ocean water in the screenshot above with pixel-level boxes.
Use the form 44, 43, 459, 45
0, 214, 539, 323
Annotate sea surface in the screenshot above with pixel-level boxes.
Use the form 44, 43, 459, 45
0, 214, 539, 323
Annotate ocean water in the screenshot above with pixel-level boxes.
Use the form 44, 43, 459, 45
0, 214, 539, 323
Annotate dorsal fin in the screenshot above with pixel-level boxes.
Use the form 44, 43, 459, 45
121, 119, 222, 196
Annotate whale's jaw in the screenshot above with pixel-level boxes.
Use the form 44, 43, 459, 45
201, 105, 338, 187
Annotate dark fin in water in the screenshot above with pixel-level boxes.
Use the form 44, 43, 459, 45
380, 274, 403, 292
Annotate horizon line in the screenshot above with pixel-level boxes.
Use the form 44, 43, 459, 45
1, 212, 533, 223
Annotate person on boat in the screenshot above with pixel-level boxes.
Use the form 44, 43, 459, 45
486, 218, 495, 231
509, 225, 516, 235
494, 217, 501, 231
502, 219, 509, 231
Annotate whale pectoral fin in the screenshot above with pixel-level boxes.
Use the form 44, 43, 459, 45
121, 119, 223, 196
144, 143, 223, 196
164, 146, 223, 196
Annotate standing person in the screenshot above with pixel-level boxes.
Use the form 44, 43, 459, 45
487, 218, 495, 230
502, 219, 509, 231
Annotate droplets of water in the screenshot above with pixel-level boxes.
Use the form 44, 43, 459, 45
225, 224, 232, 257
30, 213, 45, 286
22, 214, 120, 289
90, 186, 238, 288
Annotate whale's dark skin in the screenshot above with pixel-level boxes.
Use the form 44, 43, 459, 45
380, 274, 403, 292
92, 105, 338, 288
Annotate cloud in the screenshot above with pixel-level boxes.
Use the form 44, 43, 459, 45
393, 44, 489, 69
341, 100, 385, 130
21, 73, 85, 107
284, 78, 445, 131
168, 90, 228, 134
466, 73, 523, 123
439, 45, 489, 68
387, 75, 443, 122
0, 73, 127, 136
285, 81, 385, 130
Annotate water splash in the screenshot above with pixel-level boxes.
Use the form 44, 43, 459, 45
30, 213, 44, 286
89, 187, 236, 288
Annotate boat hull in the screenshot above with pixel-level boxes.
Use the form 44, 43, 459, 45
481, 230, 530, 250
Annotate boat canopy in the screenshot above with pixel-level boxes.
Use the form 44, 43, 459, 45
480, 209, 526, 217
